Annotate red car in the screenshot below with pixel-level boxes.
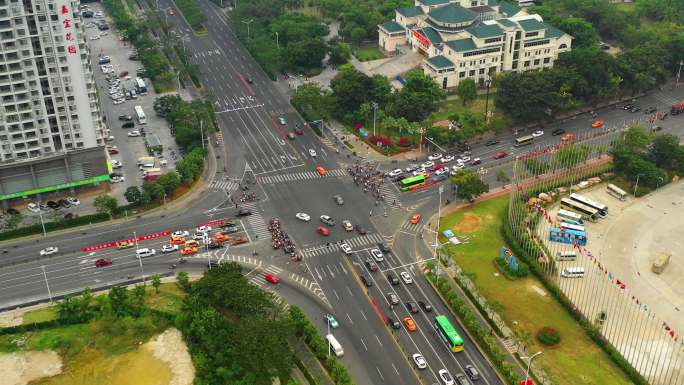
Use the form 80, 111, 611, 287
355, 224, 367, 235
294, 127, 304, 135
95, 258, 112, 267
429, 163, 444, 172
493, 151, 508, 160
264, 273, 280, 284
317, 226, 330, 236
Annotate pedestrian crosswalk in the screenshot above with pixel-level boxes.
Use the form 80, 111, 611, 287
379, 182, 403, 209
240, 202, 270, 240
257, 169, 347, 184
250, 264, 283, 286
300, 233, 384, 258
209, 179, 240, 192
400, 220, 423, 233
320, 136, 334, 148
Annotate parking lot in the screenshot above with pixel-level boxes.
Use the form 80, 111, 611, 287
83, 2, 179, 198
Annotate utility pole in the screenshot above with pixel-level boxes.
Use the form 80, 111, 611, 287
634, 174, 643, 197
38, 205, 46, 236
275, 31, 279, 49
200, 120, 205, 151
242, 19, 254, 39
484, 77, 492, 123
41, 265, 53, 302
134, 231, 146, 285
676, 59, 682, 87
372, 101, 378, 137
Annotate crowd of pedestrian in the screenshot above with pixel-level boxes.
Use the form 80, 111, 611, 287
347, 161, 387, 206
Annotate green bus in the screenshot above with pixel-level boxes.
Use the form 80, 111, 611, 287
399, 174, 426, 191
434, 315, 464, 352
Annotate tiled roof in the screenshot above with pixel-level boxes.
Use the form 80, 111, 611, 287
420, 26, 443, 45
426, 55, 455, 69
496, 19, 517, 28
499, 1, 521, 17
397, 6, 423, 18
518, 18, 546, 32
544, 23, 568, 38
380, 21, 405, 33
466, 24, 503, 39
446, 38, 477, 52
419, 0, 449, 5
428, 4, 477, 24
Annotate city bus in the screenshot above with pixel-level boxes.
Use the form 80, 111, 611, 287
569, 193, 608, 217
560, 198, 599, 222
557, 209, 584, 225
606, 184, 627, 201
399, 174, 426, 192
325, 334, 344, 357
134, 105, 147, 124
549, 226, 587, 246
560, 222, 585, 233
671, 101, 684, 115
434, 315, 464, 352
514, 135, 534, 147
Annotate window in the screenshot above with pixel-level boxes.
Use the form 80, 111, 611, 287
484, 37, 502, 44
469, 70, 475, 76
525, 31, 539, 38
479, 68, 485, 74
524, 60, 530, 67
543, 57, 550, 64
524, 39, 550, 48
459, 71, 466, 78
534, 59, 540, 65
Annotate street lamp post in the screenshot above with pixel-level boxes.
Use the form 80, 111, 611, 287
435, 185, 444, 273
634, 174, 643, 196
327, 318, 331, 357
242, 19, 254, 39
134, 231, 146, 284
372, 101, 378, 137
38, 205, 46, 236
41, 265, 53, 302
275, 31, 279, 49
521, 351, 543, 384
200, 120, 205, 151
484, 77, 492, 122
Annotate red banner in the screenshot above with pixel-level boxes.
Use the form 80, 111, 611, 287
197, 218, 226, 228
413, 31, 430, 47
82, 231, 171, 252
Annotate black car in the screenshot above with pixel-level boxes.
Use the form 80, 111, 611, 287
246, 76, 254, 84
364, 258, 379, 272
455, 373, 473, 385
552, 128, 565, 136
622, 104, 634, 110
236, 208, 252, 216
644, 107, 657, 114
122, 122, 135, 129
58, 199, 70, 208
652, 125, 663, 132
387, 273, 400, 286
377, 242, 391, 253
207, 242, 223, 249
485, 139, 499, 146
360, 273, 373, 287
405, 302, 419, 314
118, 115, 133, 121
387, 316, 401, 329
46, 201, 60, 209
418, 301, 433, 312
6, 208, 19, 215
392, 173, 407, 182
629, 106, 641, 113
222, 226, 240, 234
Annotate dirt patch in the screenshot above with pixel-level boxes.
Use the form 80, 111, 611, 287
0, 312, 23, 327
452, 213, 482, 233
0, 350, 62, 385
145, 328, 194, 385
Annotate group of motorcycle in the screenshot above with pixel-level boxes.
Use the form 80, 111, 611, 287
268, 218, 301, 261
238, 191, 257, 203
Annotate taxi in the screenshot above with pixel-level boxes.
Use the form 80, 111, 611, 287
561, 133, 576, 141
403, 317, 417, 332
316, 166, 327, 176
180, 246, 198, 256
170, 235, 186, 245
212, 233, 230, 244
184, 240, 200, 248
117, 240, 133, 249
410, 213, 421, 224
591, 120, 605, 128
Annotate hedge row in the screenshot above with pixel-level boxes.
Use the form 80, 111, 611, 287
289, 306, 354, 385
501, 205, 649, 385
427, 271, 520, 384
174, 0, 206, 32
294, 356, 320, 385
0, 212, 110, 242
494, 256, 530, 279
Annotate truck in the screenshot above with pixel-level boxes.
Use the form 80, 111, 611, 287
671, 101, 684, 116
143, 168, 162, 181
137, 156, 155, 168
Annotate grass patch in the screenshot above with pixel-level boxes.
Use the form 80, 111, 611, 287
439, 196, 632, 385
22, 307, 57, 324
145, 282, 186, 313
353, 46, 385, 62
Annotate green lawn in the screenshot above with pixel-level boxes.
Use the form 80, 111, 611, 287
353, 46, 385, 62
22, 307, 57, 324
439, 197, 632, 385
145, 282, 186, 313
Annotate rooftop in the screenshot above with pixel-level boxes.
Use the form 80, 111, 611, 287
446, 38, 477, 52
419, 0, 450, 5
466, 23, 504, 39
380, 21, 406, 33
397, 6, 424, 18
420, 26, 443, 45
428, 3, 478, 25
518, 18, 546, 32
426, 55, 455, 69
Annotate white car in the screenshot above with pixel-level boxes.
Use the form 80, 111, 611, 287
404, 164, 419, 173
370, 248, 384, 262
111, 159, 122, 168
400, 271, 413, 284
452, 164, 464, 172
27, 203, 41, 213
387, 168, 403, 177
39, 247, 59, 256
66, 197, 80, 206
420, 160, 434, 169
412, 353, 427, 370
428, 153, 443, 161
342, 220, 353, 231
441, 155, 455, 163
309, 149, 317, 157
105, 135, 115, 142
340, 243, 352, 255
438, 369, 455, 385
296, 212, 311, 222
412, 168, 426, 176
460, 156, 471, 163
90, 35, 100, 40
435, 168, 447, 176
196, 225, 212, 232
162, 244, 179, 253
127, 130, 141, 137
172, 230, 189, 237
111, 176, 125, 183
532, 130, 544, 137
113, 99, 125, 105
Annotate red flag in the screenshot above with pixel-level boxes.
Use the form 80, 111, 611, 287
666, 325, 671, 331
616, 279, 622, 285
669, 330, 675, 338
547, 218, 552, 224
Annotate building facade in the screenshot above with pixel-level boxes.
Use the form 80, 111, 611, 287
0, 0, 108, 204
378, 0, 572, 90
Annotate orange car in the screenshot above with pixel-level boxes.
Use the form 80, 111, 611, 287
403, 317, 417, 332
410, 213, 421, 224
180, 246, 198, 256
212, 233, 229, 243
184, 240, 200, 248
170, 235, 185, 245
591, 120, 604, 128
561, 133, 576, 141
316, 166, 327, 176
116, 241, 133, 249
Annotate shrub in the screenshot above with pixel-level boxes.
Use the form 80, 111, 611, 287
398, 136, 412, 147
537, 326, 561, 346
369, 136, 391, 147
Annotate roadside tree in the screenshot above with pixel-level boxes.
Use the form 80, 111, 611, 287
450, 170, 489, 202
151, 274, 162, 294
457, 79, 477, 106
94, 195, 118, 217
157, 172, 181, 195
124, 186, 143, 205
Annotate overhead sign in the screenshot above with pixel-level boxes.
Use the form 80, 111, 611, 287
413, 31, 430, 47
0, 174, 110, 201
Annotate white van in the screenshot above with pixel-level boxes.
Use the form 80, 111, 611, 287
325, 334, 344, 357
136, 248, 156, 258
556, 251, 578, 261
561, 267, 585, 278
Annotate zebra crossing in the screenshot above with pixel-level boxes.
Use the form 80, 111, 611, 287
379, 183, 403, 209
400, 220, 422, 233
209, 179, 240, 192
300, 233, 385, 258
241, 202, 270, 240
257, 169, 347, 184
249, 264, 283, 286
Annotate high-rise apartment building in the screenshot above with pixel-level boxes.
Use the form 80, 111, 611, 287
0, 0, 108, 205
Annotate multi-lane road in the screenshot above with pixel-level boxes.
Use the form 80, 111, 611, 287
1, 0, 683, 383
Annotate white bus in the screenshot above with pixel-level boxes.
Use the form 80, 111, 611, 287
560, 198, 600, 222
556, 251, 578, 261
569, 193, 607, 217
134, 105, 147, 124
135, 77, 147, 94
561, 267, 585, 278
560, 222, 585, 233
557, 209, 584, 225
607, 184, 627, 201
326, 334, 344, 357
514, 135, 534, 147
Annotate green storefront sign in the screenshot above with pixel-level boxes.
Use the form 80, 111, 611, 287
0, 174, 111, 201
